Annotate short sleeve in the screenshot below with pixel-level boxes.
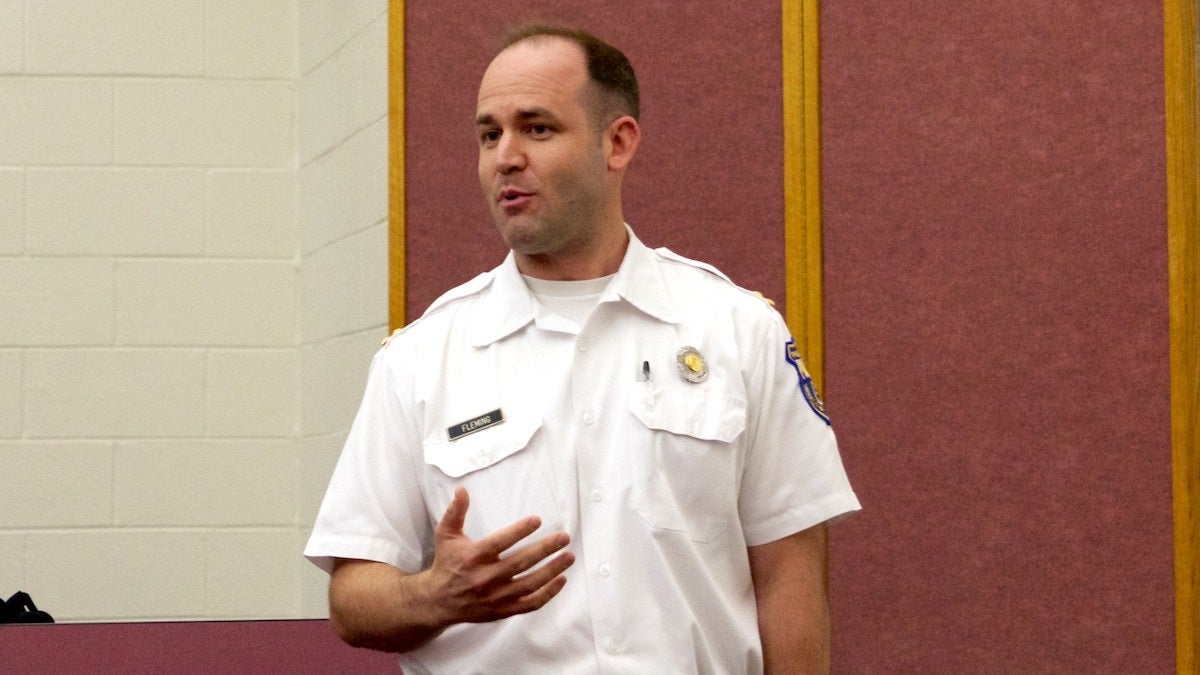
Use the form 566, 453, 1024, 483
304, 344, 432, 574
737, 312, 861, 546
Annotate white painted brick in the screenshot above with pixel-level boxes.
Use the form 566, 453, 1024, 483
24, 349, 205, 437
25, 530, 206, 620
25, 1, 203, 75
0, 350, 18, 437
299, 118, 386, 254
26, 168, 205, 256
0, 533, 23, 591
298, 528, 330, 617
207, 0, 296, 79
115, 260, 295, 346
360, 221, 389, 327
205, 529, 299, 618
114, 81, 293, 167
0, 168, 22, 254
0, 258, 114, 346
300, 330, 383, 436
0, 1, 21, 74
300, 223, 388, 343
0, 80, 112, 165
297, 433, 345, 524
298, 0, 387, 73
0, 441, 113, 527
207, 169, 296, 259
300, 237, 360, 344
115, 439, 294, 526
298, 14, 386, 162
206, 349, 297, 437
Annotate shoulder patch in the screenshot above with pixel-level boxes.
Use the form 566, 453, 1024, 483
785, 337, 831, 425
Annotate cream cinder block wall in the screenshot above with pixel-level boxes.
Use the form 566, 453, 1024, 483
295, 0, 390, 617
0, 1, 388, 621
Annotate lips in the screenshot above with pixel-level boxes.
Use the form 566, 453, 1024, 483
497, 187, 533, 204
497, 187, 534, 211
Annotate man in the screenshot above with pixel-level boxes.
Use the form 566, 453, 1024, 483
305, 25, 860, 674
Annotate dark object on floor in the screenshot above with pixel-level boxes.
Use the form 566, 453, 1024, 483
1, 591, 54, 624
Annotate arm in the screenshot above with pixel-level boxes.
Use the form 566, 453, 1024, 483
328, 487, 575, 652
747, 523, 831, 674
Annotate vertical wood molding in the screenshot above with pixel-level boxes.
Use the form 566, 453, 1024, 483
783, 0, 826, 392
1164, 0, 1200, 672
388, 0, 406, 330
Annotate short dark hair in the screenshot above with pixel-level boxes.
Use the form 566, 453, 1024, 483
502, 24, 640, 123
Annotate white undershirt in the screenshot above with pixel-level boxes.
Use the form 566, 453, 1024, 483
523, 274, 614, 333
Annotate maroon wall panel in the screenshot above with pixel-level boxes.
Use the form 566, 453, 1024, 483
405, 1, 784, 318
4, 620, 396, 672
820, 2, 1174, 671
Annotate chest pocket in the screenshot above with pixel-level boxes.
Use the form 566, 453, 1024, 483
423, 413, 542, 477
421, 414, 560, 541
628, 384, 747, 542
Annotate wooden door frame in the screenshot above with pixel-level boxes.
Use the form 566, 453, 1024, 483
1164, 1, 1200, 671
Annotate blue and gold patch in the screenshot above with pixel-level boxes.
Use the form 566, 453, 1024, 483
785, 338, 831, 426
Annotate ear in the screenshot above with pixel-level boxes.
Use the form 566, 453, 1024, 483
604, 115, 641, 171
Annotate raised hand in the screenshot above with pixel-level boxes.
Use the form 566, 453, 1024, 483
423, 486, 575, 626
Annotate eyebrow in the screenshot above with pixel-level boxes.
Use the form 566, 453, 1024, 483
474, 107, 557, 127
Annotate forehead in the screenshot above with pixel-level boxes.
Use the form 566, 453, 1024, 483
476, 38, 590, 119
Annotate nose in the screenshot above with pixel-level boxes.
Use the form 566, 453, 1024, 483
493, 134, 526, 174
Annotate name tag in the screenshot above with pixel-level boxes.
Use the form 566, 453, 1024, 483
447, 408, 505, 441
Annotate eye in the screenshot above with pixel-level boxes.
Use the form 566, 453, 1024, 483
479, 129, 500, 145
529, 124, 553, 138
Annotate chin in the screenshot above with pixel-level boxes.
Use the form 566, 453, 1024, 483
496, 220, 544, 252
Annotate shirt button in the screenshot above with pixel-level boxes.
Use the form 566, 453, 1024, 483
577, 338, 588, 352
598, 563, 611, 577
582, 411, 595, 424
590, 488, 604, 502
604, 638, 620, 655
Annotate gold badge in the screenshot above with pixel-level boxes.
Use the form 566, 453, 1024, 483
675, 346, 708, 383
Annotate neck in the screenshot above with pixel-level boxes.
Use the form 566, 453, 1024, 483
516, 221, 629, 280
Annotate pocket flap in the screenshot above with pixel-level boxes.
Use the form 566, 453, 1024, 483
629, 387, 746, 443
423, 413, 543, 478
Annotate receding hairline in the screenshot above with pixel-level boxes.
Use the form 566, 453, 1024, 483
491, 24, 640, 123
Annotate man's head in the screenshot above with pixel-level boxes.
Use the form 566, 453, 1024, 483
475, 27, 641, 280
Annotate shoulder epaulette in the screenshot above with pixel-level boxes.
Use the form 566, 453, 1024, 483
421, 271, 495, 317
379, 271, 495, 347
654, 247, 733, 283
655, 247, 777, 308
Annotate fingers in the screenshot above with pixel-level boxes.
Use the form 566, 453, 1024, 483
427, 500, 576, 624
508, 547, 575, 598
435, 486, 470, 539
463, 550, 575, 623
499, 531, 571, 577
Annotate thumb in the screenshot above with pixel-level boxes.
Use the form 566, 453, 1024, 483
435, 486, 469, 539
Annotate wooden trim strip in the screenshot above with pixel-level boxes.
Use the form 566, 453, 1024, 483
387, 0, 406, 331
1163, 0, 1200, 671
783, 0, 826, 392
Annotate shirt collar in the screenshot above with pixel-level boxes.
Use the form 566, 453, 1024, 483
468, 226, 680, 347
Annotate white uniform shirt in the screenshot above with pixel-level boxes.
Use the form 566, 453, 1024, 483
305, 230, 860, 674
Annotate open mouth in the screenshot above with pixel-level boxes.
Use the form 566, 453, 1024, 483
498, 188, 533, 209
498, 188, 532, 204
